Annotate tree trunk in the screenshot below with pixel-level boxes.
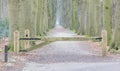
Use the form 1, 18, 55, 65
111, 0, 120, 50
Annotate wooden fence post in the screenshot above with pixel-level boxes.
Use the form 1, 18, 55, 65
101, 30, 107, 56
14, 30, 20, 54
24, 29, 30, 49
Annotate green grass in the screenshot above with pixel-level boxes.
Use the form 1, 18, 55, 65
8, 45, 14, 52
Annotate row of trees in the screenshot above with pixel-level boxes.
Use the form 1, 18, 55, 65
60, 0, 111, 39
59, 0, 119, 50
8, 0, 56, 48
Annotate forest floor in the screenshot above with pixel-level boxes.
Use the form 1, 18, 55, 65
0, 25, 120, 71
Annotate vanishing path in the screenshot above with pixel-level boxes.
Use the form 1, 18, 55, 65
23, 25, 120, 71
47, 25, 78, 37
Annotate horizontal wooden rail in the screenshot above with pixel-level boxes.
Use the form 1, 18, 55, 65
90, 37, 102, 41
19, 38, 41, 40
19, 36, 102, 41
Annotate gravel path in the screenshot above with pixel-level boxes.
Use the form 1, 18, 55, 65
27, 41, 116, 63
23, 41, 120, 71
23, 62, 120, 71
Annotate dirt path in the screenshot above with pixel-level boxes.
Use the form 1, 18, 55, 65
47, 25, 77, 37
23, 41, 120, 71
